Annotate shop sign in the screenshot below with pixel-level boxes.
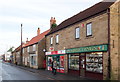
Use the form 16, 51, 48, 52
49, 47, 54, 52
46, 50, 65, 55
66, 44, 108, 54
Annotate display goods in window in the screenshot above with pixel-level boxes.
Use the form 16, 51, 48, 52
86, 52, 103, 73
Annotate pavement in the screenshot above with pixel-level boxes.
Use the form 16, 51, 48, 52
4, 62, 92, 80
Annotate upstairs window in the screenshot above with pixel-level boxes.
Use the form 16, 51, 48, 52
33, 45, 36, 51
50, 37, 53, 45
27, 47, 29, 52
86, 23, 92, 36
75, 27, 80, 39
23, 48, 24, 54
56, 34, 59, 44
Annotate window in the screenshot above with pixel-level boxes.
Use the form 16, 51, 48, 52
33, 45, 36, 51
27, 47, 29, 52
69, 54, 79, 70
56, 34, 59, 44
86, 52, 103, 73
23, 48, 24, 54
75, 27, 80, 39
50, 37, 53, 45
86, 23, 92, 36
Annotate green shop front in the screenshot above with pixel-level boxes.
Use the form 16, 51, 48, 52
66, 44, 108, 80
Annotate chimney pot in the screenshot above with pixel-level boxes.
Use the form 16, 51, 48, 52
26, 38, 29, 43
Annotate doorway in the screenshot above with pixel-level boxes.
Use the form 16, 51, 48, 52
80, 54, 85, 77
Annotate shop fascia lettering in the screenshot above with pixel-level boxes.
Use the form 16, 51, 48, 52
46, 50, 65, 55
66, 44, 108, 54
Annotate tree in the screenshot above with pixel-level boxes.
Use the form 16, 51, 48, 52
7, 47, 14, 52
51, 23, 57, 29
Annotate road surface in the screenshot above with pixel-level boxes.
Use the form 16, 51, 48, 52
0, 60, 51, 80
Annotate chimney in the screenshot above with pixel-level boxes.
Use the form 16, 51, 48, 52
37, 28, 40, 35
26, 38, 29, 43
50, 17, 56, 28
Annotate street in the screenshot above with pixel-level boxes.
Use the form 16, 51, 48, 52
0, 60, 52, 80
0, 60, 88, 81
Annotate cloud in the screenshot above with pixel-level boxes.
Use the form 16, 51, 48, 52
0, 0, 102, 54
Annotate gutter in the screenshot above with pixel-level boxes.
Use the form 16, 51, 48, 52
107, 8, 111, 80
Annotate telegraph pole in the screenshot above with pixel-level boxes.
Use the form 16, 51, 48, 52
20, 24, 23, 65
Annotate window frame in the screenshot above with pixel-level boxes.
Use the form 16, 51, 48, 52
86, 23, 92, 37
75, 27, 80, 39
23, 48, 24, 54
50, 36, 53, 45
56, 34, 59, 44
33, 44, 36, 51
27, 47, 30, 52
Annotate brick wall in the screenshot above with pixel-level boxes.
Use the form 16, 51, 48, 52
46, 13, 109, 79
110, 1, 120, 80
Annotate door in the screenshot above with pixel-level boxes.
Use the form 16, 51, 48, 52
68, 54, 80, 76
31, 56, 33, 66
80, 54, 85, 77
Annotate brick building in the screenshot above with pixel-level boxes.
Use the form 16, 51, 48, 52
22, 28, 50, 69
45, 1, 120, 80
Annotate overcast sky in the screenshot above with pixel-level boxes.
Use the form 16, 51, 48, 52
0, 0, 113, 55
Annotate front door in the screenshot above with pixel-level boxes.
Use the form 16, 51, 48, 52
80, 54, 85, 77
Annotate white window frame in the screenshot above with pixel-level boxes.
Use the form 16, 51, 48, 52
27, 47, 30, 52
75, 27, 80, 39
23, 48, 24, 54
50, 37, 53, 45
33, 45, 36, 51
86, 23, 92, 36
56, 34, 59, 44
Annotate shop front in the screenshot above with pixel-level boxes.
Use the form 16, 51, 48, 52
46, 50, 65, 73
66, 44, 108, 80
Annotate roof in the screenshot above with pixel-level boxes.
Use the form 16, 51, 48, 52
24, 29, 50, 47
46, 1, 114, 36
13, 43, 25, 52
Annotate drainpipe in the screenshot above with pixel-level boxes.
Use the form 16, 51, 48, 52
107, 8, 111, 80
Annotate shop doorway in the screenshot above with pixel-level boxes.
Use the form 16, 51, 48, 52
80, 54, 85, 77
68, 54, 80, 76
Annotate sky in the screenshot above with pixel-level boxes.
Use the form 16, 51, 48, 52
0, 0, 116, 55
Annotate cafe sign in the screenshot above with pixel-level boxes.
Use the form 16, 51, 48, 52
66, 44, 108, 54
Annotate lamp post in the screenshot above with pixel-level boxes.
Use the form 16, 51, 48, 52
20, 24, 23, 65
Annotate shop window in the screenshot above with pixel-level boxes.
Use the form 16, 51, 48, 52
60, 56, 64, 68
86, 52, 103, 73
56, 34, 59, 44
69, 55, 79, 70
48, 56, 53, 66
50, 37, 53, 45
86, 23, 92, 36
75, 27, 80, 39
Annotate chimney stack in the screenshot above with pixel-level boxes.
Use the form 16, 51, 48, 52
50, 17, 56, 28
37, 28, 40, 35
